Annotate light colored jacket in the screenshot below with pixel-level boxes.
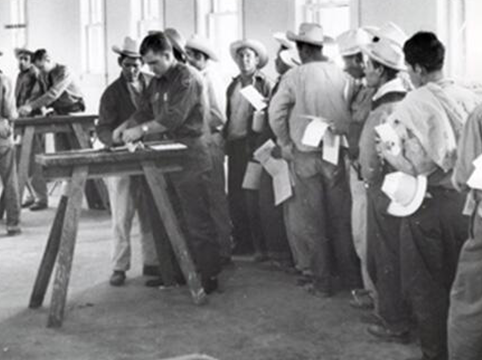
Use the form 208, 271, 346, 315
0, 72, 17, 146
268, 60, 350, 152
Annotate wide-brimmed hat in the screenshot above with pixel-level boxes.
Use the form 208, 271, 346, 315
381, 172, 427, 217
362, 36, 406, 71
230, 39, 269, 69
287, 23, 334, 47
112, 37, 141, 58
278, 49, 301, 68
336, 28, 372, 56
14, 47, 33, 58
273, 32, 295, 50
186, 34, 218, 61
164, 28, 187, 58
365, 22, 407, 48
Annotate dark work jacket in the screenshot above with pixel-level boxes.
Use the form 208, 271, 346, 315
224, 71, 272, 157
96, 73, 151, 147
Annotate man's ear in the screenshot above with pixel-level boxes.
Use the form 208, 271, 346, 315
414, 64, 424, 76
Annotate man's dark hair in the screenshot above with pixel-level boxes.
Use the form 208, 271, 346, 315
403, 31, 445, 72
140, 32, 173, 56
32, 49, 48, 63
372, 59, 399, 81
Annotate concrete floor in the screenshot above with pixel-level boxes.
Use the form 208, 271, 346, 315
0, 196, 420, 360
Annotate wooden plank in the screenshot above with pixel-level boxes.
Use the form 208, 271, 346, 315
14, 114, 97, 127
142, 161, 207, 305
29, 195, 68, 308
47, 166, 88, 328
17, 125, 35, 202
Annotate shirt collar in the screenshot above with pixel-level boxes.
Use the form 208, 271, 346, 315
372, 77, 406, 101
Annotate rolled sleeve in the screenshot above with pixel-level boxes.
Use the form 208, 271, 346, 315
29, 67, 72, 109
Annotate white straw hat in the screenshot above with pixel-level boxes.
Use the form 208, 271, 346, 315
230, 39, 269, 69
381, 172, 427, 217
287, 23, 334, 47
336, 28, 372, 56
362, 36, 406, 71
365, 22, 408, 48
112, 37, 141, 58
186, 34, 218, 61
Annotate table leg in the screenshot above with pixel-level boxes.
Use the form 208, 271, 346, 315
71, 123, 110, 211
47, 166, 88, 328
17, 125, 35, 203
142, 161, 207, 305
29, 194, 69, 309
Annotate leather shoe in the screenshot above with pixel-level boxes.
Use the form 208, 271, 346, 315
6, 226, 21, 236
143, 265, 161, 277
109, 271, 126, 286
367, 324, 410, 344
202, 277, 218, 294
30, 201, 48, 211
22, 198, 35, 208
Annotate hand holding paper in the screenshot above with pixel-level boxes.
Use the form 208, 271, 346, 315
301, 116, 329, 147
375, 123, 401, 156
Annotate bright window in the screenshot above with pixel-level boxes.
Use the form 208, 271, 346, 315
296, 0, 351, 38
10, 0, 27, 48
80, 0, 106, 74
196, 0, 243, 75
131, 0, 163, 38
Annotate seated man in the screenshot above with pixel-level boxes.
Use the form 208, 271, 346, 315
96, 37, 159, 287
116, 31, 221, 293
14, 47, 48, 211
0, 56, 21, 236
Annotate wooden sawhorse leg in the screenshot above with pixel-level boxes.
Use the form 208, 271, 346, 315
142, 161, 207, 305
29, 166, 88, 328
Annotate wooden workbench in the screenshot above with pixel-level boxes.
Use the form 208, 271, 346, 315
12, 114, 109, 212
29, 142, 207, 328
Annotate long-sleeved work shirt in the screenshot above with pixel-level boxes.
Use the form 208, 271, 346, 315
29, 64, 84, 111
15, 65, 43, 108
96, 73, 151, 147
268, 60, 351, 152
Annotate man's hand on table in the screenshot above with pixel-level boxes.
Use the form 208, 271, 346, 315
18, 105, 32, 117
122, 125, 143, 143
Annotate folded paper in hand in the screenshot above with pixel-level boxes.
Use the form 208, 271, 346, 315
301, 116, 329, 147
240, 85, 267, 111
242, 161, 263, 190
253, 139, 276, 164
375, 123, 401, 156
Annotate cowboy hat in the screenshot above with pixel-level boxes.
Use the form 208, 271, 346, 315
362, 36, 406, 71
186, 34, 218, 61
365, 22, 407, 48
278, 49, 301, 68
164, 28, 187, 59
336, 28, 372, 57
287, 23, 334, 47
273, 32, 295, 50
112, 37, 141, 58
230, 39, 269, 69
14, 47, 33, 58
381, 172, 427, 217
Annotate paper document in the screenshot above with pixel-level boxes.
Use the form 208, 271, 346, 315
473, 153, 482, 169
240, 85, 267, 111
242, 161, 263, 190
273, 161, 293, 205
375, 123, 401, 155
254, 139, 276, 164
467, 169, 482, 190
301, 116, 329, 147
323, 132, 341, 165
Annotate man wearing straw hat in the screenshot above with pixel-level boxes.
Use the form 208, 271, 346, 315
186, 34, 233, 265
379, 32, 480, 360
14, 47, 48, 212
96, 37, 159, 287
0, 50, 21, 236
269, 23, 362, 297
224, 38, 272, 258
358, 35, 410, 342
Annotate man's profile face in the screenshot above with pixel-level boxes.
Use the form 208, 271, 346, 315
236, 48, 259, 74
18, 54, 32, 72
143, 50, 171, 77
186, 48, 207, 71
364, 58, 382, 88
342, 54, 365, 80
120, 56, 142, 82
34, 58, 51, 73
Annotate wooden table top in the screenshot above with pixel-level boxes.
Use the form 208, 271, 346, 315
14, 114, 98, 127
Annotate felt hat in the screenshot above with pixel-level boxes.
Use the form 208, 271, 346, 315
164, 28, 187, 58
362, 36, 406, 71
365, 22, 408, 48
381, 172, 427, 217
273, 32, 295, 50
286, 23, 334, 47
278, 49, 301, 68
230, 39, 269, 69
14, 47, 33, 58
336, 28, 372, 56
186, 34, 218, 61
112, 37, 141, 58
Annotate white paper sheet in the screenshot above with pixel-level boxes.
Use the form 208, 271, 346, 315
323, 132, 341, 165
240, 85, 267, 111
301, 116, 329, 147
473, 153, 482, 169
242, 161, 263, 190
468, 168, 482, 190
254, 139, 276, 164
375, 123, 401, 156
